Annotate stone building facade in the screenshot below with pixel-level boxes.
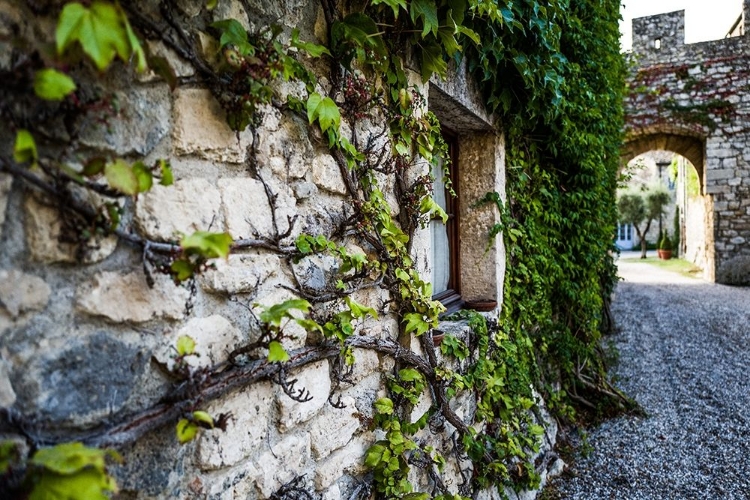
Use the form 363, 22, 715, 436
0, 1, 559, 499
623, 0, 750, 282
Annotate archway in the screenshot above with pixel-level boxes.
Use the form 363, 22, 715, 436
620, 130, 713, 280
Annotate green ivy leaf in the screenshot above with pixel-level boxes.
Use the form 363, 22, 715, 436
33, 69, 77, 101
258, 299, 311, 326
176, 419, 199, 443
13, 129, 38, 165
132, 161, 153, 193
176, 335, 196, 356
211, 19, 253, 56
291, 28, 331, 57
409, 0, 439, 37
345, 296, 378, 320
82, 157, 106, 177
104, 159, 138, 195
159, 159, 174, 186
180, 231, 233, 259
364, 442, 389, 467
29, 467, 117, 500
372, 0, 408, 18
267, 340, 290, 363
191, 411, 214, 429
403, 312, 431, 336
30, 442, 116, 475
374, 397, 394, 415
0, 441, 20, 475
56, 2, 145, 72
170, 259, 195, 282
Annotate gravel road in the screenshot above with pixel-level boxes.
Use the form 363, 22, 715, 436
548, 257, 750, 500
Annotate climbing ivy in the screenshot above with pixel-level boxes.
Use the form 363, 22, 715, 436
0, 0, 632, 498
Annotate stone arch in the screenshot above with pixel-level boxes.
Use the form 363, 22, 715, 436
621, 128, 705, 194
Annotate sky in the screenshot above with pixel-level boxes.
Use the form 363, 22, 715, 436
620, 0, 744, 51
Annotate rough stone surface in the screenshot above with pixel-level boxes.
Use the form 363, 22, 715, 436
13, 332, 147, 423
76, 271, 189, 323
79, 84, 171, 156
0, 356, 16, 407
24, 195, 117, 264
199, 253, 279, 294
198, 382, 275, 470
134, 178, 222, 240
277, 360, 331, 431
172, 88, 253, 163
312, 152, 347, 194
156, 315, 243, 370
0, 269, 50, 318
0, 173, 11, 238
313, 436, 369, 490
308, 396, 360, 459
218, 177, 274, 239
246, 434, 311, 497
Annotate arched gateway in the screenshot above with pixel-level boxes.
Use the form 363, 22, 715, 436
624, 1, 750, 283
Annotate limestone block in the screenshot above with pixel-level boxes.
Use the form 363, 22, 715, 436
321, 484, 342, 500
25, 195, 117, 264
197, 381, 274, 470
199, 253, 279, 294
76, 271, 189, 323
0, 173, 11, 238
349, 347, 380, 384
255, 116, 311, 180
79, 85, 170, 156
312, 152, 347, 195
172, 88, 252, 163
246, 434, 311, 497
313, 436, 369, 490
309, 396, 360, 459
0, 269, 50, 319
156, 315, 243, 370
143, 40, 195, 79
0, 357, 16, 407
218, 177, 274, 239
276, 360, 331, 431
134, 178, 222, 240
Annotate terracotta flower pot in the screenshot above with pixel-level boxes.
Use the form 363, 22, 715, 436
657, 249, 672, 260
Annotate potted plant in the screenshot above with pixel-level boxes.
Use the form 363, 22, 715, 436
657, 232, 672, 260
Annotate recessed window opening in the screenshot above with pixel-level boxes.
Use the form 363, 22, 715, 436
430, 131, 461, 311
654, 38, 661, 49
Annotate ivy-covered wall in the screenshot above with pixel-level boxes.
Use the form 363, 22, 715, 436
0, 0, 628, 499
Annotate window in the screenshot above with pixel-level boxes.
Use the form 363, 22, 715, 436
430, 132, 462, 311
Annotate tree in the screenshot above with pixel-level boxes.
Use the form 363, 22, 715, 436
617, 186, 671, 258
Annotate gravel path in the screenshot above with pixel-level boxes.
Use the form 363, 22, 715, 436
548, 257, 750, 499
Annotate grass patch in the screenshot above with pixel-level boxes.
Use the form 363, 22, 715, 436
619, 256, 703, 278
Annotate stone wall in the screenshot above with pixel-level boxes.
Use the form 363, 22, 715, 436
0, 1, 558, 499
624, 0, 750, 282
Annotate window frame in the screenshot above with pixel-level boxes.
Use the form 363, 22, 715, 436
432, 130, 463, 312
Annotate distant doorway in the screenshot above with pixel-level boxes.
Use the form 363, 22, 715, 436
615, 222, 635, 251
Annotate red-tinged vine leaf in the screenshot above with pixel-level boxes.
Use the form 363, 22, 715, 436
175, 418, 199, 444
131, 161, 153, 192
191, 411, 214, 429
104, 159, 138, 195
267, 341, 289, 363
33, 68, 77, 101
180, 231, 233, 259
13, 129, 37, 165
175, 335, 195, 356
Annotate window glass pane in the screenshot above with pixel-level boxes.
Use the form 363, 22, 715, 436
431, 156, 450, 295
